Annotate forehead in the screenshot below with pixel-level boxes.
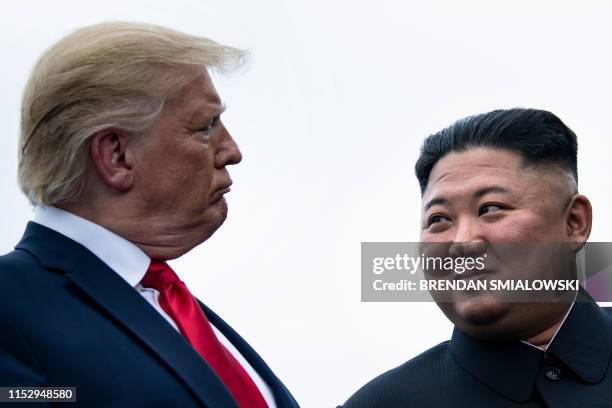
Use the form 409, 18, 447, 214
168, 70, 224, 121
422, 148, 532, 203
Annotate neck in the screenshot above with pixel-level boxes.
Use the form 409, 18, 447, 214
56, 200, 199, 260
524, 302, 573, 349
524, 321, 562, 349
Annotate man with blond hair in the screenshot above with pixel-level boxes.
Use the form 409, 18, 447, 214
0, 22, 298, 408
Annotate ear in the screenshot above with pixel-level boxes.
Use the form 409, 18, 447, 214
565, 194, 592, 251
89, 129, 135, 191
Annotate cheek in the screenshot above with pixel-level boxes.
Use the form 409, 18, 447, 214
169, 171, 213, 211
483, 211, 564, 242
142, 154, 215, 205
486, 212, 571, 283
171, 148, 215, 190
421, 226, 454, 242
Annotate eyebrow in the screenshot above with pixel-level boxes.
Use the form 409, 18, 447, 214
423, 186, 512, 212
188, 102, 227, 124
423, 198, 448, 212
473, 186, 511, 198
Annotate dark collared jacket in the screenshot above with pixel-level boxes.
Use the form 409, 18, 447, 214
342, 296, 612, 407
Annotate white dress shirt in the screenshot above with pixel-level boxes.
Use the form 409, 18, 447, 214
34, 206, 276, 407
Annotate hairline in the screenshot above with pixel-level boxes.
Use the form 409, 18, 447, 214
420, 146, 579, 198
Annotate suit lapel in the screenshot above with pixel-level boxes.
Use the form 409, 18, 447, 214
17, 222, 238, 408
200, 302, 299, 408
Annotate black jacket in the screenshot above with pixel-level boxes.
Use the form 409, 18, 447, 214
342, 294, 612, 407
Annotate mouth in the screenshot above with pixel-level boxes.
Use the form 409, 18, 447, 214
454, 269, 492, 280
218, 186, 232, 195
210, 182, 232, 203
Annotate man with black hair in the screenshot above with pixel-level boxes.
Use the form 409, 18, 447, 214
342, 109, 612, 407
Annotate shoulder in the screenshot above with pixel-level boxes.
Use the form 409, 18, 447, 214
0, 248, 60, 313
0, 248, 43, 283
342, 341, 451, 408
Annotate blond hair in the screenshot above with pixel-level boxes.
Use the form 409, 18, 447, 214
18, 21, 246, 205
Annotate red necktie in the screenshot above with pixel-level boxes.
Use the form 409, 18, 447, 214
141, 260, 269, 408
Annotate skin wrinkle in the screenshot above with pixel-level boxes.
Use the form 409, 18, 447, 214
420, 148, 591, 343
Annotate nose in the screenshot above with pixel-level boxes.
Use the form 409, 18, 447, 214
449, 217, 486, 257
215, 126, 242, 168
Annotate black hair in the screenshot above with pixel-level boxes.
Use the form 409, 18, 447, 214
415, 108, 578, 195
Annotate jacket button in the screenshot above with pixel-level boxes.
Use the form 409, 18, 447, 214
545, 367, 562, 381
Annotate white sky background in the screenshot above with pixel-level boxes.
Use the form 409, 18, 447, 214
2, 1, 612, 406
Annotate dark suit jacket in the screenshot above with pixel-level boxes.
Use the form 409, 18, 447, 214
0, 222, 299, 408
342, 294, 612, 407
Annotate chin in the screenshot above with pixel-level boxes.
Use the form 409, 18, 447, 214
440, 294, 512, 339
197, 199, 229, 240
456, 296, 508, 325
212, 198, 229, 227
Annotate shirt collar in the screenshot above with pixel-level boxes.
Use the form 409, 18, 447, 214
33, 205, 150, 288
448, 291, 612, 402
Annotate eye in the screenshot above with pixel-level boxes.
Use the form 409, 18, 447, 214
426, 214, 451, 228
478, 203, 506, 216
198, 116, 220, 136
